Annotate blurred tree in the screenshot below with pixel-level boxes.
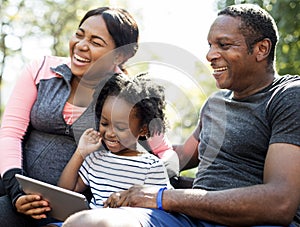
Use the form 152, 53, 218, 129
215, 0, 300, 75
0, 0, 110, 115
0, 0, 217, 178
0, 0, 107, 70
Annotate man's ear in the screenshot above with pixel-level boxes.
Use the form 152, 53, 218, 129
255, 38, 272, 62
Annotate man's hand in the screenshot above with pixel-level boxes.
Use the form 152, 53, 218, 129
104, 185, 159, 209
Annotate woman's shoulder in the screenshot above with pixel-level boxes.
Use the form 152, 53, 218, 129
28, 55, 69, 66
28, 55, 70, 82
39, 55, 70, 68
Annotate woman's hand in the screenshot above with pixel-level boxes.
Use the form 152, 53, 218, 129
77, 128, 102, 158
15, 194, 51, 219
104, 185, 159, 209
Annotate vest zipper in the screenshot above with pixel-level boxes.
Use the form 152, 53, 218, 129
65, 124, 70, 135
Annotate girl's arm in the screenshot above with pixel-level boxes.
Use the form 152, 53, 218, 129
58, 128, 101, 192
58, 151, 86, 192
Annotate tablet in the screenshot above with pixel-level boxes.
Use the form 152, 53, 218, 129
15, 174, 90, 221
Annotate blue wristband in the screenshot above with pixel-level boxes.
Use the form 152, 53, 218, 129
156, 187, 167, 210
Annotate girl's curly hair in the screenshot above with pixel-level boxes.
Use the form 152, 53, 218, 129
95, 73, 168, 138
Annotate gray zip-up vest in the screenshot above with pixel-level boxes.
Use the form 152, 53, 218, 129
23, 63, 97, 185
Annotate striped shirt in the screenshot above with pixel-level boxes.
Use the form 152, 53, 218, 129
79, 150, 171, 208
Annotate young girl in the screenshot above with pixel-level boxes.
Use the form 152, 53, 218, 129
58, 73, 172, 209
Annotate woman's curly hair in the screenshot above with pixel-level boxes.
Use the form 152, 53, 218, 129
95, 73, 168, 138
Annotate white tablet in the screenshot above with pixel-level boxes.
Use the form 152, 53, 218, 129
15, 174, 90, 221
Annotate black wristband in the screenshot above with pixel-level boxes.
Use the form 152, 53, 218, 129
2, 168, 25, 209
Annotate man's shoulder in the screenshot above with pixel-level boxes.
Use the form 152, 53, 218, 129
274, 74, 300, 86
206, 89, 232, 102
273, 74, 300, 93
268, 75, 300, 108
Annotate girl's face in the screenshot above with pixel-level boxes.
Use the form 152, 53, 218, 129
69, 15, 117, 79
99, 96, 146, 154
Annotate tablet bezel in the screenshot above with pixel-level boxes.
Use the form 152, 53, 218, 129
15, 174, 90, 221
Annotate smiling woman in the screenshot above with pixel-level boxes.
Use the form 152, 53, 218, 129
70, 15, 117, 78
0, 6, 179, 227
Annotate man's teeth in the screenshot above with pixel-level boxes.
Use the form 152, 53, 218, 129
74, 54, 90, 62
214, 67, 227, 72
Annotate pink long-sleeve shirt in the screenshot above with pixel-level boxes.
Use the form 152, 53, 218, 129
0, 56, 69, 176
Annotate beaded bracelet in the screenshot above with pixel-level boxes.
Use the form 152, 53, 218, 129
156, 187, 167, 210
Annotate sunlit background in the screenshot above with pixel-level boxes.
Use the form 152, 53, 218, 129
0, 0, 219, 144
1, 0, 299, 177
1, 0, 217, 101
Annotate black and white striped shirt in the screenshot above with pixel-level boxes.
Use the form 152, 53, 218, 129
79, 150, 171, 208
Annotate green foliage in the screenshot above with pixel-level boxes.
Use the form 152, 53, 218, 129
0, 0, 217, 140
0, 0, 120, 117
126, 59, 217, 144
0, 0, 107, 59
215, 0, 300, 75
168, 64, 217, 143
180, 167, 198, 178
273, 0, 300, 75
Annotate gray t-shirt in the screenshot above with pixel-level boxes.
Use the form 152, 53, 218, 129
193, 75, 300, 223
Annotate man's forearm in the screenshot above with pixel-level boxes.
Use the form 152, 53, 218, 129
162, 186, 295, 226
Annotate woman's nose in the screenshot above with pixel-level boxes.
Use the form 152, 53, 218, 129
76, 39, 89, 51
